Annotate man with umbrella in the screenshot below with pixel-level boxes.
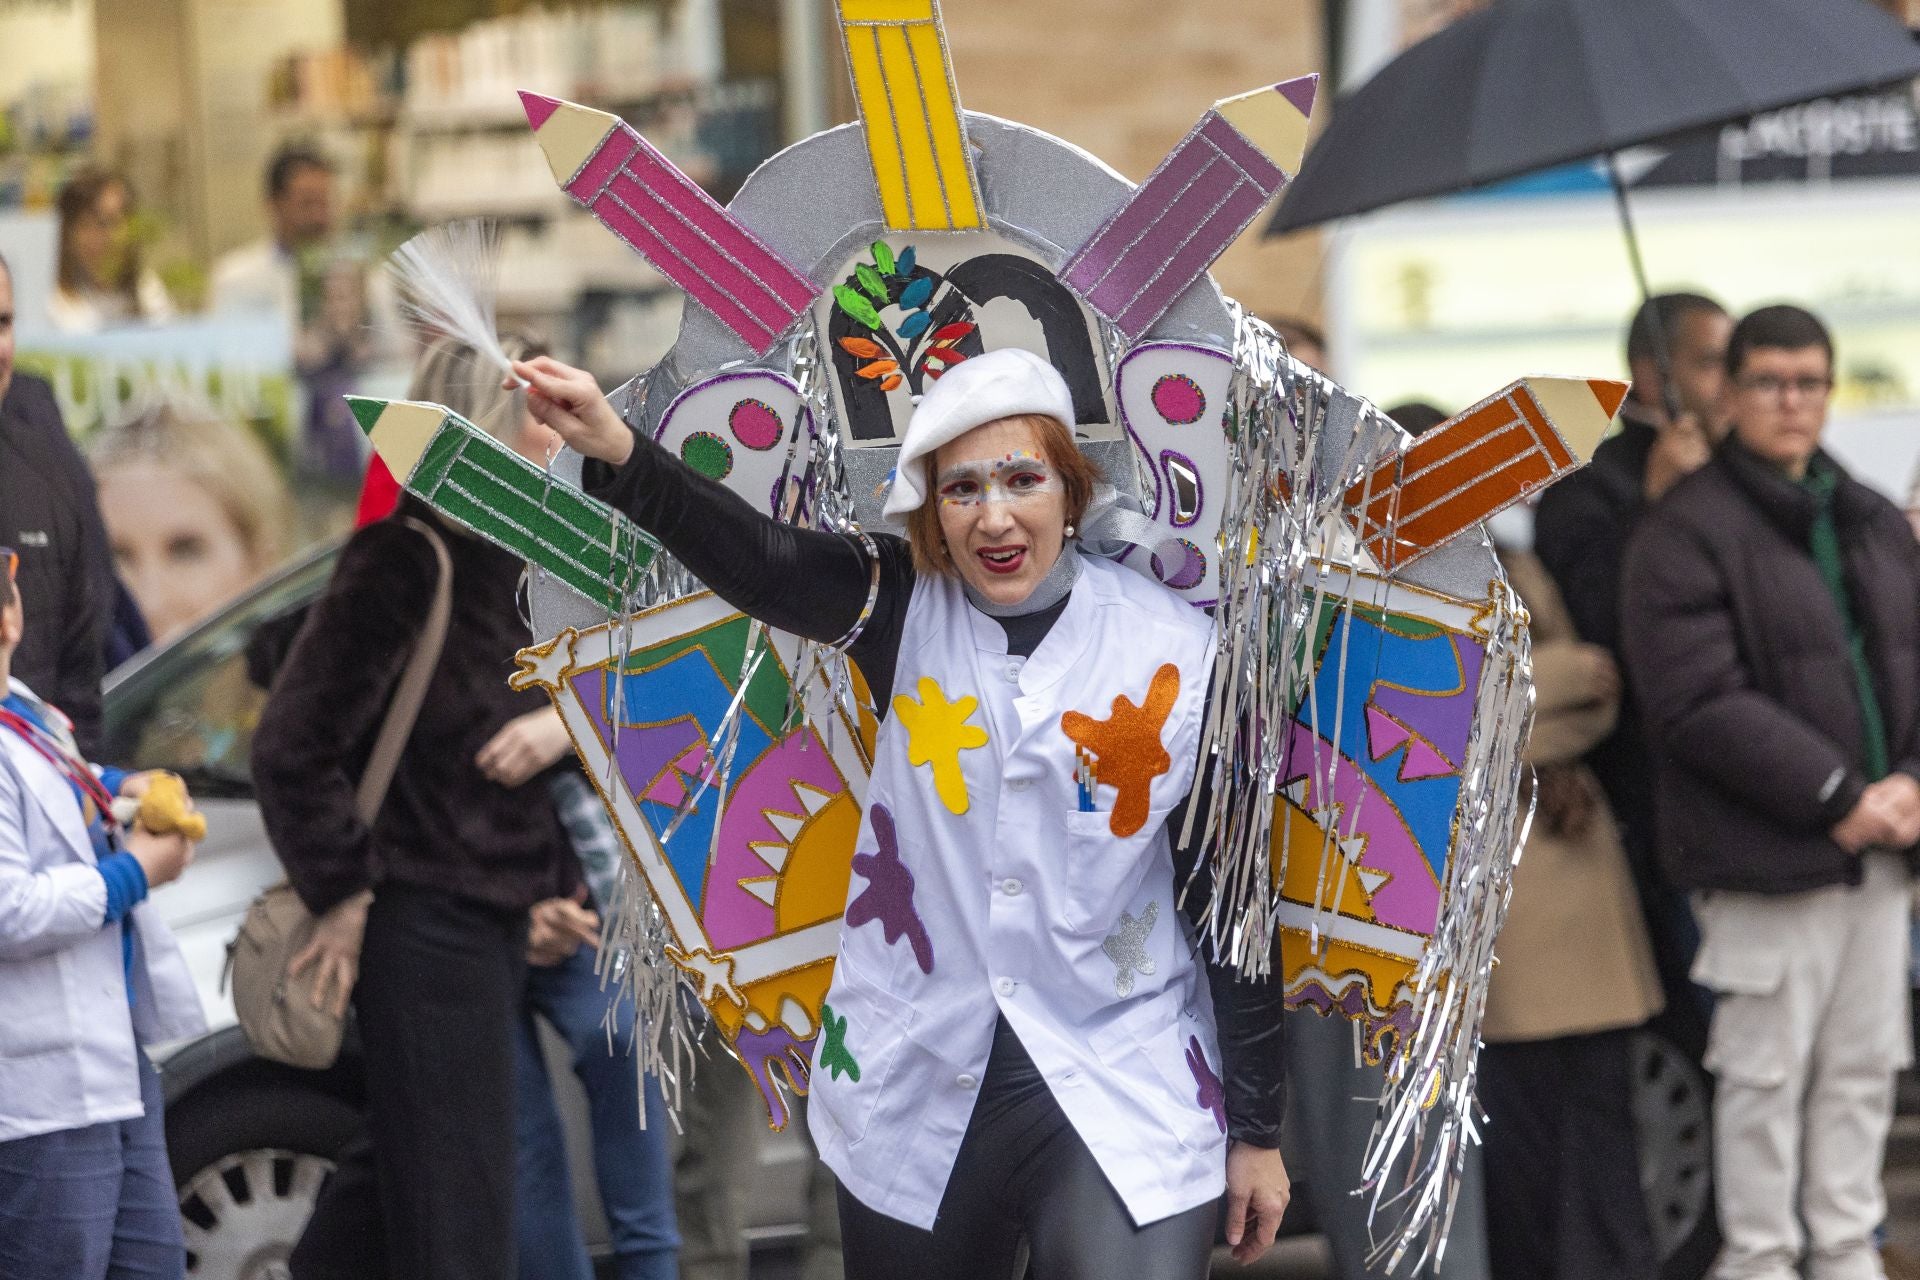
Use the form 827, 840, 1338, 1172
1534, 292, 1730, 989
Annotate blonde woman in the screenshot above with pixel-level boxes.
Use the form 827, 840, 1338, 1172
89, 406, 290, 645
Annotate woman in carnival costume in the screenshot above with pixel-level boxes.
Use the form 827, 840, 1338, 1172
510, 344, 1291, 1279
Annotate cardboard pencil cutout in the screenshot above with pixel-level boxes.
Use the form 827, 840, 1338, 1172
835, 0, 985, 231
1062, 77, 1318, 340
521, 92, 821, 357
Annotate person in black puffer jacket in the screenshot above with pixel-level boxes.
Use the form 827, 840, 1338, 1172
1621, 304, 1920, 1280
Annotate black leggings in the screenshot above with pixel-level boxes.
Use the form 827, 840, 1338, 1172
838, 1017, 1218, 1280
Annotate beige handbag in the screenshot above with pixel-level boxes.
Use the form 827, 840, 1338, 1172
229, 518, 452, 1070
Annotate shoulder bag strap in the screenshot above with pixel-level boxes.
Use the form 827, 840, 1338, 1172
352, 517, 453, 825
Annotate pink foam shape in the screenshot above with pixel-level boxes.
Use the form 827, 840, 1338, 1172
1284, 721, 1440, 935
702, 728, 849, 952
1364, 705, 1411, 763
1397, 737, 1455, 783
643, 740, 720, 807
518, 90, 561, 130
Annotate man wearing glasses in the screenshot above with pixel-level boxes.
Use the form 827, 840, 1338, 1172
1622, 304, 1920, 1280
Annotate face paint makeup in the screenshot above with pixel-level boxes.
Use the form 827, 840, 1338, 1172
936, 451, 1061, 508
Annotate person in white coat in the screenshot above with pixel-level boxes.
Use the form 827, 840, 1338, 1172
513, 347, 1292, 1280
0, 546, 205, 1279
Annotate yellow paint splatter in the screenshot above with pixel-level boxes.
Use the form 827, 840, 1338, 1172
892, 676, 989, 813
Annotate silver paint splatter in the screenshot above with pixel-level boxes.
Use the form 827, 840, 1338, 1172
1101, 900, 1160, 997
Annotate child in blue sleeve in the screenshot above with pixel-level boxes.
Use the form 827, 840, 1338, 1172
0, 546, 207, 1279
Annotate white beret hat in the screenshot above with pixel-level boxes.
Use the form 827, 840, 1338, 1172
881, 347, 1075, 520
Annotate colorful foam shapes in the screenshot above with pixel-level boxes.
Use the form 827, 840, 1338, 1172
520, 91, 821, 356
1113, 342, 1235, 606
1062, 77, 1318, 339
1271, 567, 1491, 1041
844, 802, 935, 973
1344, 376, 1629, 571
653, 372, 812, 517
835, 0, 984, 231
347, 396, 658, 608
1059, 663, 1182, 838
512, 593, 871, 1129
891, 676, 989, 814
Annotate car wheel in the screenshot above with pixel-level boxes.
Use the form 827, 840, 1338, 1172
1631, 1028, 1717, 1279
166, 1082, 362, 1280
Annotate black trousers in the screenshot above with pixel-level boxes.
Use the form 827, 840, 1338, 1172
290, 884, 529, 1280
1479, 1027, 1659, 1280
838, 1016, 1218, 1280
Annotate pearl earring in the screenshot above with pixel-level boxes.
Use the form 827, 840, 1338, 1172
1064, 523, 1076, 538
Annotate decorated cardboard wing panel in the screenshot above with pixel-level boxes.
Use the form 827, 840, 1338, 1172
512, 594, 874, 1129
1113, 343, 1236, 605
1270, 566, 1496, 1064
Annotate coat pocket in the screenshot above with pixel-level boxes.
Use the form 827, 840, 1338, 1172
1060, 809, 1155, 935
0, 951, 73, 1061
814, 959, 916, 1150
1690, 899, 1792, 1088
1089, 996, 1226, 1154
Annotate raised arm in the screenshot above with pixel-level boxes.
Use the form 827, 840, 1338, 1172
515, 358, 914, 678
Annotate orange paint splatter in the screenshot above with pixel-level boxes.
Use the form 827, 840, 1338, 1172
1060, 663, 1181, 837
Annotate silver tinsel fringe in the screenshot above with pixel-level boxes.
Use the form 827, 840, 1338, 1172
554, 313, 870, 1130
1361, 580, 1533, 1273
1186, 307, 1536, 1267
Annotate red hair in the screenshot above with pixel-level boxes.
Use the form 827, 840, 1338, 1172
904, 413, 1097, 576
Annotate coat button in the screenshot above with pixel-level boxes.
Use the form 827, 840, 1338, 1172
956, 1073, 978, 1089
995, 977, 1016, 997
1008, 778, 1031, 793
1002, 878, 1023, 896
1005, 664, 1021, 683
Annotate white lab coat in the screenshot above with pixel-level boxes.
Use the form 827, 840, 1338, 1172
809, 556, 1226, 1229
0, 680, 204, 1143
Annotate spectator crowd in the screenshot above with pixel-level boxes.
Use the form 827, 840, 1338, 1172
4, 142, 1920, 1280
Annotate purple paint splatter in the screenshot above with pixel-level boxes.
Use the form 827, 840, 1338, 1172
1186, 1035, 1227, 1133
1284, 980, 1416, 1068
844, 803, 934, 973
731, 1020, 814, 1130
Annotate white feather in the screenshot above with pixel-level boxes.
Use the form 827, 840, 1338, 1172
386, 220, 517, 379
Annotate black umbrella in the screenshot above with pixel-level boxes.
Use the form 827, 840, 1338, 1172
1267, 0, 1920, 383
1271, 0, 1920, 235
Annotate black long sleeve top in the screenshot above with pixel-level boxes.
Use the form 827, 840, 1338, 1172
587, 437, 1287, 1147
251, 498, 578, 917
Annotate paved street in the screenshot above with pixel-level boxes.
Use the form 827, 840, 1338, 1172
745, 1069, 1920, 1280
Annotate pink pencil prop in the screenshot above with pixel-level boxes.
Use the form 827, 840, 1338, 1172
521, 91, 821, 356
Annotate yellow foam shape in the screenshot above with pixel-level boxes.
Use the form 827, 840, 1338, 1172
892, 676, 989, 813
906, 19, 979, 228
366, 400, 450, 480
532, 98, 619, 188
837, 0, 983, 231
1526, 375, 1624, 463
839, 0, 937, 22
1215, 84, 1312, 175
